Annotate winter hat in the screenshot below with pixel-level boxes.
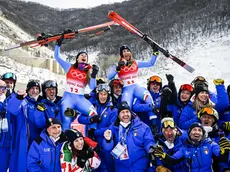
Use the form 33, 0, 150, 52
26, 79, 41, 93
191, 76, 208, 87
188, 122, 205, 136
118, 101, 131, 114
76, 51, 88, 60
65, 129, 83, 142
194, 83, 209, 95
46, 118, 62, 128
120, 45, 131, 57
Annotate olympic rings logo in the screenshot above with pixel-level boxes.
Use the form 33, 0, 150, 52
122, 64, 137, 73
70, 69, 87, 79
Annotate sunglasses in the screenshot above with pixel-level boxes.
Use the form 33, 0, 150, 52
97, 84, 111, 93
162, 120, 175, 128
180, 84, 194, 92
43, 80, 57, 88
1, 72, 17, 81
198, 107, 215, 118
148, 76, 162, 83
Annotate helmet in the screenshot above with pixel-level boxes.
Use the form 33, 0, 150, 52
178, 84, 194, 99
197, 107, 219, 122
191, 76, 208, 87
120, 45, 131, 57
1, 72, 17, 82
147, 75, 162, 90
26, 79, 41, 93
42, 80, 58, 98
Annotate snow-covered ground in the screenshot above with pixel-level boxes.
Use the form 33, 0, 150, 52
1, 12, 230, 94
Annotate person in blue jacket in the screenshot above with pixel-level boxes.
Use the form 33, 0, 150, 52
132, 75, 162, 130
153, 122, 230, 172
7, 79, 43, 172
109, 79, 123, 108
54, 33, 99, 133
33, 80, 62, 128
191, 76, 217, 103
149, 117, 188, 172
102, 101, 155, 172
179, 79, 229, 130
79, 83, 117, 172
160, 83, 194, 126
197, 107, 230, 171
27, 118, 66, 172
108, 45, 159, 131
0, 80, 11, 172
1, 72, 17, 98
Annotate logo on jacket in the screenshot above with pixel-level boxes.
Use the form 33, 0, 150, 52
203, 146, 209, 154
44, 148, 50, 152
134, 130, 138, 136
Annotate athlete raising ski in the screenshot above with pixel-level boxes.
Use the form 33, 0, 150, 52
54, 31, 100, 135
108, 45, 159, 132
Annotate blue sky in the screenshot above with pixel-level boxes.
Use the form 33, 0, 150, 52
21, 0, 126, 9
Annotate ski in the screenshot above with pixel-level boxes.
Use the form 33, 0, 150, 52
108, 11, 195, 73
4, 21, 116, 51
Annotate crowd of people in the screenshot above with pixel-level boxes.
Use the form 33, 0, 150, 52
0, 35, 230, 172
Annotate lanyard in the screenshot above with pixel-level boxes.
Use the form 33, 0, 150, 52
119, 125, 130, 145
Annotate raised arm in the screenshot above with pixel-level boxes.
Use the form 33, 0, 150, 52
137, 54, 158, 68
54, 45, 71, 73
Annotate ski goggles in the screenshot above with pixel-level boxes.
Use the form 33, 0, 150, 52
0, 86, 6, 91
180, 84, 194, 92
197, 107, 215, 118
1, 72, 17, 81
148, 76, 162, 83
97, 84, 111, 93
29, 79, 40, 84
191, 76, 206, 85
112, 79, 124, 86
162, 120, 175, 129
43, 80, 57, 88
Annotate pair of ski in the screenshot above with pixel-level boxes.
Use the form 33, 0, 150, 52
5, 11, 194, 73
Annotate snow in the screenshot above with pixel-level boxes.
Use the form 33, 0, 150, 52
0, 13, 230, 95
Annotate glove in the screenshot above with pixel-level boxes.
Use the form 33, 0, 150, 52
64, 108, 76, 117
116, 60, 126, 72
79, 147, 94, 159
153, 145, 166, 159
36, 103, 46, 112
156, 166, 172, 172
162, 87, 172, 96
151, 44, 159, 56
213, 79, 224, 85
77, 157, 87, 168
219, 137, 230, 155
91, 64, 99, 78
166, 74, 174, 83
152, 105, 159, 114
223, 122, 230, 132
88, 128, 95, 140
90, 115, 101, 123
56, 29, 74, 46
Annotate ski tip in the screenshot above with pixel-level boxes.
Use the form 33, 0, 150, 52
184, 64, 195, 73
108, 11, 116, 17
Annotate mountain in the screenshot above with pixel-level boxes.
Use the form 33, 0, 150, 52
0, 0, 230, 92
0, 0, 229, 55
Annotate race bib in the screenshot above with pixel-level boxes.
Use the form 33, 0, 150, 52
65, 83, 85, 95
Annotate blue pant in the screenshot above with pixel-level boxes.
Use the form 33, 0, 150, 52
61, 92, 97, 130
